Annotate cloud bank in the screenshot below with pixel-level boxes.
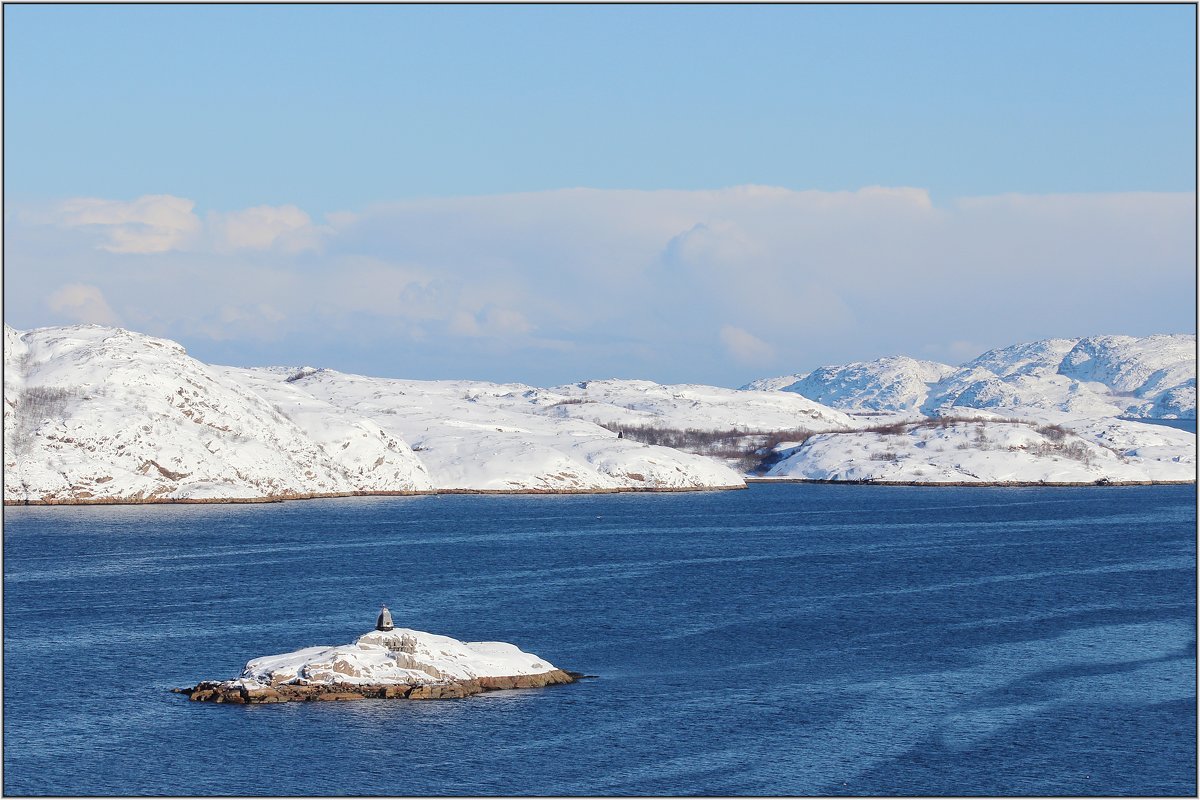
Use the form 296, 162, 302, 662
5, 186, 1194, 386
55, 194, 202, 254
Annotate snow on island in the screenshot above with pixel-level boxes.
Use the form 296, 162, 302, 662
179, 623, 578, 704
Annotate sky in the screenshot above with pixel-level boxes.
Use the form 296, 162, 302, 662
3, 4, 1196, 387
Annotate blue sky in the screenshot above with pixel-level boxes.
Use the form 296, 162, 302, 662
4, 4, 1196, 386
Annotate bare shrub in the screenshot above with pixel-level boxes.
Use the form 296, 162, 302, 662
870, 450, 899, 462
9, 386, 80, 455
914, 415, 988, 429
1036, 423, 1070, 442
285, 367, 320, 383
1061, 441, 1094, 465
15, 351, 34, 375
916, 415, 1040, 429
20, 386, 76, 417
1030, 438, 1094, 466
857, 420, 909, 435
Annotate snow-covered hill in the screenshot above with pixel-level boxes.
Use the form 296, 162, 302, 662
225, 367, 746, 493
543, 378, 853, 431
4, 324, 745, 503
3, 325, 434, 503
764, 414, 1194, 484
748, 334, 1196, 420
744, 357, 957, 413
746, 335, 1195, 484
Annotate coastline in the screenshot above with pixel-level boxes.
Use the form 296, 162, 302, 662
746, 477, 1197, 488
2, 483, 749, 506
5, 477, 1195, 507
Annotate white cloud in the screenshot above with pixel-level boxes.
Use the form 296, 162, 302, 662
190, 303, 288, 341
56, 194, 201, 254
451, 306, 534, 338
665, 221, 765, 271
946, 340, 985, 361
315, 257, 438, 318
720, 324, 775, 365
484, 307, 534, 335
46, 283, 122, 325
51, 195, 327, 255
8, 186, 1194, 385
449, 310, 482, 337
207, 205, 324, 252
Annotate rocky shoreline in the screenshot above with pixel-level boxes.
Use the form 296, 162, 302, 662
176, 669, 581, 704
12, 477, 1197, 506
746, 477, 1196, 487
4, 484, 747, 506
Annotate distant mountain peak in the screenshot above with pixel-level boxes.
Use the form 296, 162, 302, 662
745, 334, 1196, 420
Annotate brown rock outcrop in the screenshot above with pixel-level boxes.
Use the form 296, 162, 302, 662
177, 669, 578, 704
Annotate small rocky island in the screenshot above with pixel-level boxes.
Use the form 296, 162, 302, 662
178, 607, 579, 704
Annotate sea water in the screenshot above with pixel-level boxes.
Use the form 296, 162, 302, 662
3, 484, 1195, 795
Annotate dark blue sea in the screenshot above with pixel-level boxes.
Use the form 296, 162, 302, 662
3, 484, 1196, 796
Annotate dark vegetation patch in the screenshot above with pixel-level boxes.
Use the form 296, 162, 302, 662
595, 422, 820, 473
858, 414, 1075, 439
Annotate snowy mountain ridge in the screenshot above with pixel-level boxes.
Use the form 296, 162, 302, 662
746, 334, 1196, 419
